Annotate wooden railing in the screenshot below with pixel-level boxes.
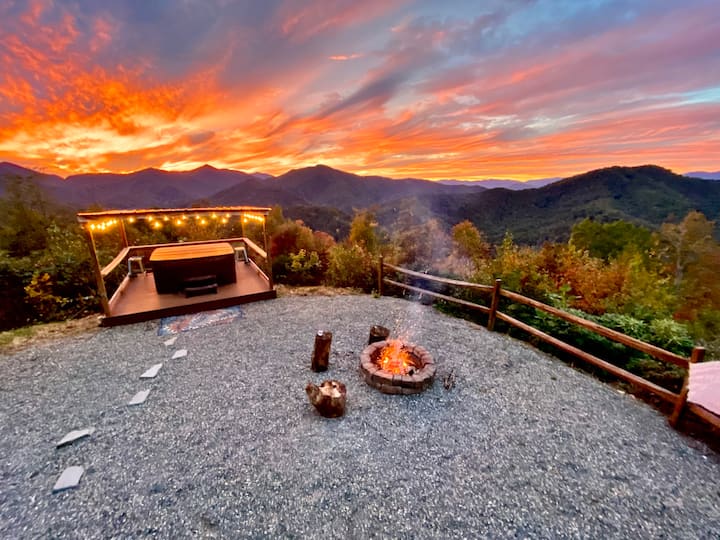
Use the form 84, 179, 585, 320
101, 237, 273, 288
378, 257, 705, 408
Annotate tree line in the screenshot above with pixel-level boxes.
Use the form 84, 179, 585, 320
2, 177, 719, 370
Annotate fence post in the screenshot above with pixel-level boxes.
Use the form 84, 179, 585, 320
487, 279, 502, 331
669, 346, 705, 427
377, 255, 384, 296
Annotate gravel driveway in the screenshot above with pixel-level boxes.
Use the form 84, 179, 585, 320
1, 294, 718, 539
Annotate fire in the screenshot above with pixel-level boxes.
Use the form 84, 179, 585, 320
376, 340, 417, 376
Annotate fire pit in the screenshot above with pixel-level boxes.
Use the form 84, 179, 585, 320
360, 339, 435, 394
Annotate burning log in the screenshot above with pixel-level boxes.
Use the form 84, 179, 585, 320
311, 330, 332, 372
306, 380, 347, 418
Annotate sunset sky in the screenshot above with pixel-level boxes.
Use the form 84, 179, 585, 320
0, 0, 718, 180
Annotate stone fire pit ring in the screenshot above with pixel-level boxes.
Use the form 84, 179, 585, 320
360, 340, 435, 394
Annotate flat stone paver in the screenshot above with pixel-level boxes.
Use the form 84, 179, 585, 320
52, 466, 84, 493
163, 336, 177, 347
56, 428, 95, 448
128, 389, 150, 406
171, 349, 187, 359
140, 363, 162, 379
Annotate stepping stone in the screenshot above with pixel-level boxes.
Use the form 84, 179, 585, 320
128, 389, 150, 406
56, 428, 95, 448
164, 336, 177, 347
171, 349, 187, 359
52, 466, 84, 493
140, 363, 163, 379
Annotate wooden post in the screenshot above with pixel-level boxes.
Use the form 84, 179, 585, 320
82, 226, 111, 317
669, 346, 705, 427
368, 325, 390, 345
378, 255, 384, 296
487, 279, 502, 331
262, 217, 274, 289
311, 331, 332, 372
118, 219, 129, 248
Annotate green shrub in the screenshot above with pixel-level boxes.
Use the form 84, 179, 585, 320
326, 244, 374, 291
647, 318, 694, 354
286, 249, 323, 285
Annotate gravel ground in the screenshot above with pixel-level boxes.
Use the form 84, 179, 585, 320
1, 295, 719, 539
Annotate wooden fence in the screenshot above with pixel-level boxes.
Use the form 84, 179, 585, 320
377, 257, 706, 412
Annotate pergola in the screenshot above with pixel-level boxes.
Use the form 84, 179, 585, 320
77, 206, 276, 326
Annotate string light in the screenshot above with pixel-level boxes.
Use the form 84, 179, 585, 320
243, 213, 265, 223
88, 218, 120, 232
86, 211, 267, 233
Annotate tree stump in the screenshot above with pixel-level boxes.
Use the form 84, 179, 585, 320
311, 330, 332, 371
368, 325, 390, 345
306, 380, 347, 418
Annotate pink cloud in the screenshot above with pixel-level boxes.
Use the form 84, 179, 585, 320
329, 53, 363, 61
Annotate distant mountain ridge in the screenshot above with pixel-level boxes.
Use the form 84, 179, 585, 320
2, 161, 720, 244
0, 161, 489, 211
686, 171, 720, 180
59, 165, 260, 209
382, 165, 720, 244
438, 177, 559, 189
0, 162, 257, 208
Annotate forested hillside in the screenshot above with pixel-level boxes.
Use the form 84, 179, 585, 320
3, 162, 719, 245
377, 165, 720, 244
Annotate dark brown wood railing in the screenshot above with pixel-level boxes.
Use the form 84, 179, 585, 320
378, 257, 706, 410
101, 237, 272, 284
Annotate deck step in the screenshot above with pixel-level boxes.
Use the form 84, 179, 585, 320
184, 283, 218, 297
182, 274, 217, 287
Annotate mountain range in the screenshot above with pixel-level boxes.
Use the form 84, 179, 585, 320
2, 161, 720, 244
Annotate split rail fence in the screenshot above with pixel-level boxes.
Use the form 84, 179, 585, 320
378, 257, 718, 430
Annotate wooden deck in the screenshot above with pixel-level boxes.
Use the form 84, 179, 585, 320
102, 260, 276, 326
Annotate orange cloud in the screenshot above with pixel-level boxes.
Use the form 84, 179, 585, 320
0, 0, 718, 181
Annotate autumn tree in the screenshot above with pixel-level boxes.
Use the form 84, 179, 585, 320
0, 178, 53, 256
570, 218, 652, 261
325, 211, 383, 290
348, 210, 380, 255
447, 220, 490, 275
657, 211, 720, 319
391, 218, 451, 271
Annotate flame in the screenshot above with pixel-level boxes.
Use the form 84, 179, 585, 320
376, 340, 417, 376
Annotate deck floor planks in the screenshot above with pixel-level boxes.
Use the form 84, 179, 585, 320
103, 261, 275, 325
